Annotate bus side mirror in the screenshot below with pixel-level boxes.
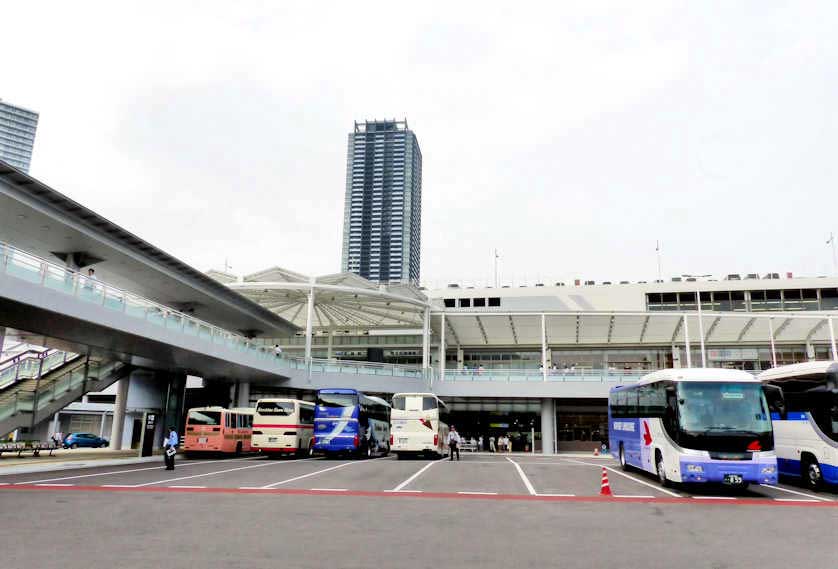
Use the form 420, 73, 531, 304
762, 385, 786, 420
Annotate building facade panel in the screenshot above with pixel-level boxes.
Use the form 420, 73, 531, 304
0, 99, 39, 173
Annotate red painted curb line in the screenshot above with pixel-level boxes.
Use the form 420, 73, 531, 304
2, 484, 835, 507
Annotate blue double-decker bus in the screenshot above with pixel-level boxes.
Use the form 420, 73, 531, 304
313, 388, 391, 458
608, 368, 778, 488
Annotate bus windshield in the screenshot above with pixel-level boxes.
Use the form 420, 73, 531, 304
317, 393, 358, 408
256, 401, 295, 416
187, 410, 221, 426
677, 382, 770, 434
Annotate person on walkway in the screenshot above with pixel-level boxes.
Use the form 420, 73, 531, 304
273, 344, 283, 358
489, 435, 496, 453
448, 426, 461, 461
163, 426, 178, 470
477, 435, 483, 452
506, 435, 513, 454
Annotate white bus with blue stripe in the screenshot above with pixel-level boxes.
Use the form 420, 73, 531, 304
608, 368, 778, 488
758, 361, 838, 490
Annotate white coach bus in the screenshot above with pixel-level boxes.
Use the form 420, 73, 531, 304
759, 361, 838, 490
390, 393, 450, 459
251, 398, 315, 457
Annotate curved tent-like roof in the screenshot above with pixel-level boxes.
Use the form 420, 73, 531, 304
218, 267, 431, 331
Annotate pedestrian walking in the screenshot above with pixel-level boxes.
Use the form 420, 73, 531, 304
448, 425, 461, 461
273, 344, 283, 358
163, 426, 178, 470
489, 435, 496, 453
506, 435, 513, 454
477, 435, 483, 452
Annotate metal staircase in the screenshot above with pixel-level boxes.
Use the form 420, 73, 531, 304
0, 355, 133, 438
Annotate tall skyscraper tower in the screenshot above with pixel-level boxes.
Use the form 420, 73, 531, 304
341, 119, 423, 285
0, 99, 39, 173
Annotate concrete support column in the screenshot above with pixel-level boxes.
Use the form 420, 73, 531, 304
540, 398, 555, 455
439, 313, 446, 383
304, 277, 316, 363
828, 317, 837, 361
99, 411, 107, 437
456, 346, 464, 370
421, 307, 431, 371
109, 377, 130, 450
683, 315, 692, 368
51, 412, 60, 437
326, 330, 333, 361
237, 382, 251, 408
671, 345, 682, 368
768, 318, 777, 368
541, 314, 548, 382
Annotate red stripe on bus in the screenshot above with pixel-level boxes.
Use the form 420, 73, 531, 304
252, 424, 313, 429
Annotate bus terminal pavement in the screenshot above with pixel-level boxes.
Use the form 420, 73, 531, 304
1, 452, 836, 569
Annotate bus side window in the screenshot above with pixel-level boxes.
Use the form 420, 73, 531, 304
663, 386, 679, 441
762, 385, 786, 420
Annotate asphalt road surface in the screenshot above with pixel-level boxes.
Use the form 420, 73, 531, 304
1, 454, 836, 569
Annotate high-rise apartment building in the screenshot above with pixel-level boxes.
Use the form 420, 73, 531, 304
341, 119, 423, 284
0, 99, 39, 173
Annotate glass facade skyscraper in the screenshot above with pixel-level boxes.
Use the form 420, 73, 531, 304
0, 99, 39, 173
341, 119, 423, 284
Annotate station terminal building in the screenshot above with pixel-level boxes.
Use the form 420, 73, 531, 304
205, 268, 838, 452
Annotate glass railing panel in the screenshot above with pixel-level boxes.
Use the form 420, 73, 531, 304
147, 309, 166, 327
43, 265, 76, 294
165, 313, 183, 331
125, 296, 149, 319
198, 325, 212, 341
77, 282, 105, 304
102, 288, 125, 312
5, 254, 42, 283
183, 319, 199, 336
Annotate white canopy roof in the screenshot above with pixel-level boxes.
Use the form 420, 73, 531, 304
436, 310, 838, 347
222, 267, 430, 330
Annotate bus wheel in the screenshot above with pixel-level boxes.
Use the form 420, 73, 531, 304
619, 444, 628, 471
234, 442, 242, 457
656, 451, 670, 487
366, 444, 373, 459
396, 453, 403, 460
802, 456, 823, 491
308, 442, 314, 457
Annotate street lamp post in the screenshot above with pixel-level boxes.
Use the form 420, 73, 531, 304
683, 274, 712, 368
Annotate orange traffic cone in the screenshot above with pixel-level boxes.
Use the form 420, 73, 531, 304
593, 447, 600, 456
600, 467, 612, 496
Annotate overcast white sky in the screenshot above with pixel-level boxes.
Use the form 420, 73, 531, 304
3, 2, 837, 288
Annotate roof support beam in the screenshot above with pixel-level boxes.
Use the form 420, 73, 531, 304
773, 317, 793, 340
806, 319, 827, 342
508, 315, 519, 345
704, 316, 721, 344
671, 317, 683, 344
737, 317, 757, 342
475, 316, 489, 345
638, 315, 651, 343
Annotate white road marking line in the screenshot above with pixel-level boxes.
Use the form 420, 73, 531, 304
384, 489, 423, 493
693, 496, 737, 500
35, 483, 74, 487
614, 495, 654, 498
506, 457, 537, 495
129, 457, 320, 488
12, 456, 259, 485
775, 498, 819, 502
457, 491, 498, 495
310, 488, 347, 492
260, 461, 357, 489
565, 459, 681, 498
390, 461, 438, 492
536, 493, 576, 497
168, 485, 206, 489
759, 484, 833, 502
0, 482, 8, 486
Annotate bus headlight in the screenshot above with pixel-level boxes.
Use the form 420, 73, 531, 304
686, 464, 704, 473
761, 466, 776, 474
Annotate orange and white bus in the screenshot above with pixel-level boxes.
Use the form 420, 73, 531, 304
251, 398, 315, 457
183, 406, 254, 456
